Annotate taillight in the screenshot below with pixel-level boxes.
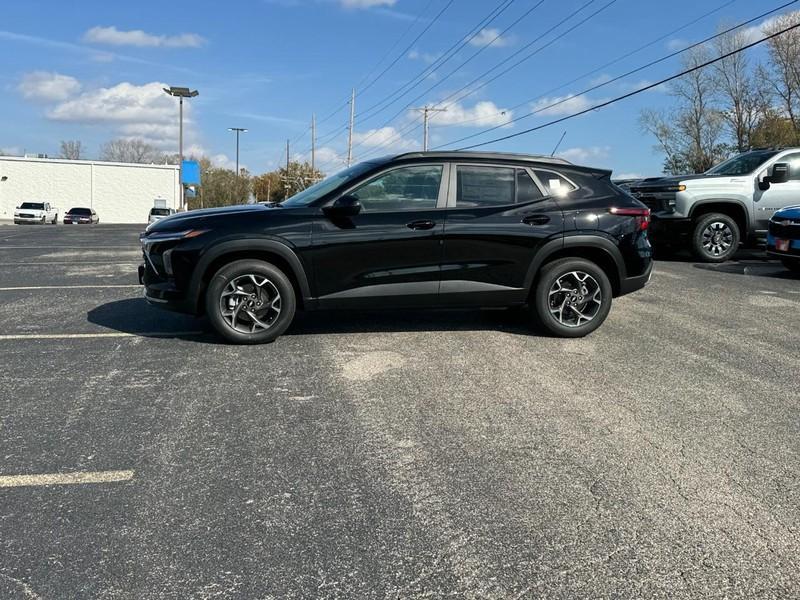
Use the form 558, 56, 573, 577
610, 207, 650, 231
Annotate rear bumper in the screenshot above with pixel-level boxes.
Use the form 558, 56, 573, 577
618, 260, 653, 296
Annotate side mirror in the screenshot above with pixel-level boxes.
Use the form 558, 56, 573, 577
325, 195, 362, 218
770, 162, 790, 185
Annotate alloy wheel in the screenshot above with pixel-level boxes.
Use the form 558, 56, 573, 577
219, 274, 282, 334
548, 271, 603, 328
701, 221, 734, 257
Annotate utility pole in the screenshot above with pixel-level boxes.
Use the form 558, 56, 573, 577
347, 88, 355, 167
311, 113, 316, 173
414, 106, 448, 151
228, 127, 247, 176
285, 139, 290, 200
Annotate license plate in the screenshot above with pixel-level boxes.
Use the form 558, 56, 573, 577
776, 238, 790, 252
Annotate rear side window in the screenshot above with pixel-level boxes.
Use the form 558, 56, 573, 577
457, 165, 515, 207
150, 208, 172, 216
70, 208, 92, 215
534, 169, 578, 197
517, 169, 544, 203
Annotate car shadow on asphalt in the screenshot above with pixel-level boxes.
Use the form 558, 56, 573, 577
654, 248, 799, 281
87, 298, 536, 343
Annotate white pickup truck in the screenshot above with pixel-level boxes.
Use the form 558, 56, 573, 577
14, 201, 59, 225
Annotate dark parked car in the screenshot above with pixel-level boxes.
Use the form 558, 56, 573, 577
140, 151, 652, 344
64, 207, 99, 224
767, 204, 800, 273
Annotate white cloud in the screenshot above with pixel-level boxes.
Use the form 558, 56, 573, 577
46, 81, 188, 149
340, 0, 396, 7
468, 28, 512, 48
352, 126, 418, 151
18, 71, 81, 101
667, 38, 688, 51
408, 49, 440, 64
557, 146, 610, 164
83, 26, 206, 48
532, 94, 597, 117
424, 101, 514, 128
615, 172, 644, 180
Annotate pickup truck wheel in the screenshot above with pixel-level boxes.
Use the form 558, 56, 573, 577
692, 213, 739, 263
205, 259, 296, 344
530, 258, 612, 338
781, 257, 800, 274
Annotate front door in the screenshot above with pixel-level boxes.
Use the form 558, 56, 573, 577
440, 164, 564, 306
312, 163, 448, 309
754, 152, 800, 232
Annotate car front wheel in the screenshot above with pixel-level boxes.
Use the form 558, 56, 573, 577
531, 258, 613, 338
692, 213, 739, 262
205, 259, 296, 344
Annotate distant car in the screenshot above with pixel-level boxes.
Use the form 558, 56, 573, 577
148, 207, 176, 224
14, 201, 58, 224
63, 207, 99, 224
767, 204, 800, 273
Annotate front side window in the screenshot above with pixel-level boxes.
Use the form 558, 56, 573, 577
351, 165, 442, 212
457, 165, 516, 207
534, 170, 577, 197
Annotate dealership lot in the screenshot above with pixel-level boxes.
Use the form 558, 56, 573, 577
1, 224, 799, 598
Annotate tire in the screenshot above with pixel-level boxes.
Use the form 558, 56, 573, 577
691, 213, 740, 263
530, 258, 613, 338
205, 259, 296, 344
781, 257, 800, 274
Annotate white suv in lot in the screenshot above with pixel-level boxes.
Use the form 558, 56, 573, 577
14, 201, 59, 224
630, 148, 800, 262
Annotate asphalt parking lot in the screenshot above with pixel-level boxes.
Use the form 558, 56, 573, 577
1, 223, 799, 599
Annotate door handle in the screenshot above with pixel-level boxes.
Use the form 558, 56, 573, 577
407, 220, 436, 230
522, 214, 550, 226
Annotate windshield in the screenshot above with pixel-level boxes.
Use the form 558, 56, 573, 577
281, 162, 379, 207
20, 202, 45, 210
69, 208, 92, 215
150, 208, 172, 216
706, 150, 780, 176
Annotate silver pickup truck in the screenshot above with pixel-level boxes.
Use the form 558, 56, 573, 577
630, 148, 800, 262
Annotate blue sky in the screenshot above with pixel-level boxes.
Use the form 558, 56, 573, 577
0, 0, 782, 178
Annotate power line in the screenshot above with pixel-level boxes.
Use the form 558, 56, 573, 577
436, 0, 797, 148
455, 21, 800, 151
350, 0, 615, 159
431, 0, 742, 130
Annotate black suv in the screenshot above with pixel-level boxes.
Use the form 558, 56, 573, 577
140, 152, 652, 343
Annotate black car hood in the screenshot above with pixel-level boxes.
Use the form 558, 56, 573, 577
145, 204, 274, 233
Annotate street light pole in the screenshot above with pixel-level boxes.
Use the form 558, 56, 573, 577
163, 86, 199, 211
228, 127, 247, 177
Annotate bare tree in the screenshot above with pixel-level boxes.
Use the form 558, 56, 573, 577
712, 27, 760, 151
100, 139, 164, 164
59, 140, 83, 160
640, 46, 727, 174
761, 11, 800, 144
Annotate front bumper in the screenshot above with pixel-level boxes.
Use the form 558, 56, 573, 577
648, 216, 692, 245
14, 215, 45, 224
139, 263, 194, 314
766, 233, 800, 259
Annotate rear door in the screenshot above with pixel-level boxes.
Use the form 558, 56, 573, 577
755, 152, 800, 232
440, 163, 564, 306
312, 163, 448, 308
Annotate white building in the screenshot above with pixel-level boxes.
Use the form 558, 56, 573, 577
0, 156, 181, 224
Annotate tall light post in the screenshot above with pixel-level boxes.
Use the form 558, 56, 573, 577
228, 127, 247, 177
163, 86, 199, 211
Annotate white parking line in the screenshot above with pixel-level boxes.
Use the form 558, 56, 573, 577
0, 470, 134, 488
0, 331, 203, 340
0, 285, 140, 291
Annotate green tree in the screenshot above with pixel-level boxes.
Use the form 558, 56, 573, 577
276, 161, 324, 200
252, 171, 283, 203
187, 158, 252, 209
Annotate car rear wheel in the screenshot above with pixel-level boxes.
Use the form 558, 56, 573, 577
205, 259, 296, 344
781, 257, 800, 274
692, 213, 739, 262
530, 258, 612, 338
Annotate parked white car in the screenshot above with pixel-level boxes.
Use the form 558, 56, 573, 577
14, 202, 58, 224
148, 207, 176, 224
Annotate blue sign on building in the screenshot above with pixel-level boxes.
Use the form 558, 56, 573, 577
181, 160, 201, 185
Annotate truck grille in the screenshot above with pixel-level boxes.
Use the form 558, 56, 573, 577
19, 213, 34, 218
636, 196, 667, 212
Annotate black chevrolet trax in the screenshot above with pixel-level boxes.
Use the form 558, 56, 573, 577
140, 151, 652, 344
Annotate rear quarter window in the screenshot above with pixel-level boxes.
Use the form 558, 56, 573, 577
533, 169, 578, 197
